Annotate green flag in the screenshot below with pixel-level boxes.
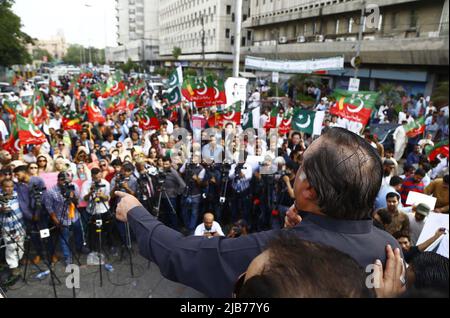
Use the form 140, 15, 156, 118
292, 109, 316, 135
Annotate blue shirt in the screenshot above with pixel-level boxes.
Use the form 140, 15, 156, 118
15, 176, 47, 221
43, 184, 80, 226
0, 192, 25, 239
374, 185, 402, 211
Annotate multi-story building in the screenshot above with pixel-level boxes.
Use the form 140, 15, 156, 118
106, 0, 160, 65
158, 0, 251, 73
242, 0, 449, 96
27, 30, 68, 61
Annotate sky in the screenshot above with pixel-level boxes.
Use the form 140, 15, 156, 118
12, 0, 117, 48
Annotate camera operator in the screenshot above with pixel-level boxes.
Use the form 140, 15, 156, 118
0, 179, 26, 283
180, 154, 206, 234
134, 161, 155, 212
228, 153, 253, 224
201, 161, 223, 220
272, 161, 298, 229
227, 219, 249, 238
81, 168, 112, 252
154, 157, 186, 231
43, 172, 87, 266
110, 162, 138, 242
13, 165, 53, 265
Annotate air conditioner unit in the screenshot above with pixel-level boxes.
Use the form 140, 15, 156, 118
297, 35, 306, 43
346, 37, 357, 41
279, 36, 288, 44
336, 37, 346, 42
315, 35, 324, 42
428, 31, 439, 38
324, 39, 334, 42
363, 35, 376, 40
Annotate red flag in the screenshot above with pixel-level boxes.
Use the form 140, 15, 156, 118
16, 114, 47, 146
86, 97, 105, 124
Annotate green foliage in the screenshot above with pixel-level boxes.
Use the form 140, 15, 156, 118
432, 81, 449, 108
32, 48, 54, 62
183, 68, 197, 77
63, 45, 105, 65
172, 47, 182, 60
0, 0, 33, 66
120, 58, 139, 74
154, 67, 170, 77
377, 83, 402, 107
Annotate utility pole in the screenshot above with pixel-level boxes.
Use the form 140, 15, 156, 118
201, 15, 206, 76
354, 0, 366, 79
233, 0, 243, 78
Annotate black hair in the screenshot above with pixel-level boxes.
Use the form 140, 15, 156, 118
91, 168, 101, 176
443, 175, 449, 185
415, 168, 426, 177
389, 176, 403, 187
238, 232, 374, 298
13, 165, 28, 174
376, 209, 393, 226
302, 128, 383, 220
122, 162, 135, 172
386, 192, 400, 201
111, 159, 122, 167
162, 156, 172, 163
409, 252, 449, 294
393, 231, 410, 241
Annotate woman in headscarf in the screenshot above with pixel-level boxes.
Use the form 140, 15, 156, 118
36, 154, 54, 174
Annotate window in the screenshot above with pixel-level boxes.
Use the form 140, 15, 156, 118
348, 18, 354, 33
226, 28, 230, 38
392, 12, 398, 29
226, 5, 231, 15
410, 10, 417, 28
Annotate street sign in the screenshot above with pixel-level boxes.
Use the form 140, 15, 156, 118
272, 72, 279, 83
348, 78, 361, 92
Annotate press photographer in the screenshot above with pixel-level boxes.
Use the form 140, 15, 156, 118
81, 168, 112, 252
13, 165, 52, 265
272, 161, 298, 229
0, 179, 26, 284
134, 162, 155, 212
228, 153, 253, 224
201, 161, 222, 222
43, 172, 87, 266
180, 154, 205, 234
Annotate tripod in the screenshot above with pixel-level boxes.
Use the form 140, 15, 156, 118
153, 180, 179, 232
0, 205, 61, 298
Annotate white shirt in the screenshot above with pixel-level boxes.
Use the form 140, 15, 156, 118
0, 119, 9, 140
194, 221, 225, 237
81, 179, 111, 215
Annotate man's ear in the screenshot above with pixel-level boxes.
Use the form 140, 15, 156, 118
303, 182, 318, 201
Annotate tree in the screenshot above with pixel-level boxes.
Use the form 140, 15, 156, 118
172, 47, 182, 60
120, 58, 139, 74
0, 0, 33, 66
63, 45, 105, 66
377, 83, 402, 107
432, 81, 449, 108
32, 48, 54, 62
63, 44, 83, 65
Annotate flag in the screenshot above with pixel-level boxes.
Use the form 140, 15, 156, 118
139, 107, 160, 131
164, 87, 182, 106
403, 117, 426, 138
25, 90, 48, 126
426, 141, 449, 162
221, 101, 242, 126
292, 109, 318, 135
86, 97, 105, 124
103, 98, 116, 115
242, 107, 261, 130
330, 89, 379, 126
130, 80, 146, 97
127, 95, 137, 111
279, 109, 294, 135
61, 109, 83, 131
2, 100, 20, 117
167, 67, 183, 89
16, 114, 47, 145
264, 107, 279, 130
2, 122, 20, 154
181, 76, 227, 107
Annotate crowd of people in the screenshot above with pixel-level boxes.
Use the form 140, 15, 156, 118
0, 70, 448, 298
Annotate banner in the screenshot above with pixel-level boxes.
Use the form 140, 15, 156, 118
245, 56, 344, 73
225, 77, 248, 110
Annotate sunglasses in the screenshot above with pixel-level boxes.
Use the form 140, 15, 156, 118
232, 272, 247, 298
100, 164, 107, 167
29, 167, 38, 170
38, 159, 47, 162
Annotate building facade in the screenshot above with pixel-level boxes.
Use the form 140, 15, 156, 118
27, 31, 68, 61
157, 0, 251, 72
106, 0, 160, 64
242, 0, 449, 96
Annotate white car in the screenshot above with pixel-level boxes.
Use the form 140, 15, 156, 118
0, 83, 16, 99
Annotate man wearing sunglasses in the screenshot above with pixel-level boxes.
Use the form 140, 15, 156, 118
114, 128, 402, 298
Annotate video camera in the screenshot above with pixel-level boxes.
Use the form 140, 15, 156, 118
31, 184, 47, 210
115, 174, 130, 191
61, 182, 76, 200
0, 194, 12, 214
